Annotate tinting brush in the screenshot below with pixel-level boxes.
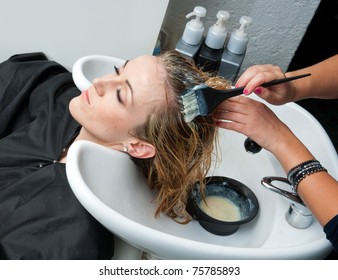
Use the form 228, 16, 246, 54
180, 73, 311, 122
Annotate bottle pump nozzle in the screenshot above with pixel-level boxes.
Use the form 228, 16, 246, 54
205, 10, 230, 49
186, 6, 207, 22
182, 6, 207, 46
214, 10, 230, 30
236, 16, 252, 37
226, 15, 252, 55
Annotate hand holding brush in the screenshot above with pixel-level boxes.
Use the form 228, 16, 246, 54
180, 73, 311, 122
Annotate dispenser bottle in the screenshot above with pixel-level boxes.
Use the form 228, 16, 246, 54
195, 10, 230, 72
218, 16, 252, 82
175, 6, 207, 60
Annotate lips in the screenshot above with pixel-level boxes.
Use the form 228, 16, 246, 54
82, 90, 90, 104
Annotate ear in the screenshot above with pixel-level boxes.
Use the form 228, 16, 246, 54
128, 141, 156, 159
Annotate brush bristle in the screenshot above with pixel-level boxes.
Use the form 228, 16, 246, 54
179, 85, 207, 122
180, 91, 200, 122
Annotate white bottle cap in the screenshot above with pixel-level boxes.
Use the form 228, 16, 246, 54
182, 6, 207, 46
205, 10, 230, 49
227, 16, 252, 55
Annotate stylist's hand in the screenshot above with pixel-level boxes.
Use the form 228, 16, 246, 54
214, 96, 294, 154
236, 64, 296, 105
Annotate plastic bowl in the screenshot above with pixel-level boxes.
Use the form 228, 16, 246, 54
186, 176, 259, 235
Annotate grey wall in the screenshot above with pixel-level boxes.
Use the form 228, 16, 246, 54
160, 0, 320, 75
0, 0, 169, 70
0, 0, 320, 74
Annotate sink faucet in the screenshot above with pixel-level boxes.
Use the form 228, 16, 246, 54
261, 176, 313, 229
285, 202, 313, 229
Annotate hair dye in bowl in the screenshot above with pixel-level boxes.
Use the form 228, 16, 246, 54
199, 195, 241, 222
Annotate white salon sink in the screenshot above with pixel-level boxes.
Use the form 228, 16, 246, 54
72, 55, 125, 91
67, 55, 337, 259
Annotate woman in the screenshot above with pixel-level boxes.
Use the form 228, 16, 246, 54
0, 51, 230, 259
215, 55, 338, 252
70, 51, 232, 221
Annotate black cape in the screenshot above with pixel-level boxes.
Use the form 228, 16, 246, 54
0, 53, 114, 259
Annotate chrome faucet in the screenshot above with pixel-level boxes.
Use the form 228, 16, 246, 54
261, 176, 313, 229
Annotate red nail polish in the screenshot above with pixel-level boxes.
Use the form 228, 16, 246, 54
254, 87, 262, 94
243, 89, 249, 95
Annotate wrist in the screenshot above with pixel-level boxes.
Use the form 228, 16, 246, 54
270, 130, 315, 173
285, 70, 312, 102
266, 125, 295, 156
287, 160, 327, 192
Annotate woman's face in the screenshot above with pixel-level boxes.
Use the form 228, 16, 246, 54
69, 55, 167, 150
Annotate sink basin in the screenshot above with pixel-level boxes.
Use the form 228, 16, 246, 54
72, 55, 125, 91
67, 55, 337, 259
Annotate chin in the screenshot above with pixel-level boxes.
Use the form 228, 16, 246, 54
68, 97, 82, 123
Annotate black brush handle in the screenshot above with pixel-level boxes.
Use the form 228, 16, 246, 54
260, 73, 311, 87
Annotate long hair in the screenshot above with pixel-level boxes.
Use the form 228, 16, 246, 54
131, 51, 231, 223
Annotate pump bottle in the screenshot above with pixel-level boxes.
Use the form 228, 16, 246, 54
195, 10, 230, 72
218, 16, 252, 82
175, 6, 207, 60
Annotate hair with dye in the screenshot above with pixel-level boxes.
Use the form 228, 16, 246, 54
131, 51, 231, 223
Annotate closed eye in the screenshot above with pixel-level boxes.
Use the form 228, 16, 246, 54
116, 88, 123, 104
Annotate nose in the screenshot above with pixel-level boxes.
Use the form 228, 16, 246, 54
92, 74, 117, 97
92, 77, 105, 97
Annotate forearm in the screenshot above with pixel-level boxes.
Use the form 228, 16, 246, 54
271, 131, 338, 226
298, 170, 338, 226
286, 54, 338, 101
271, 129, 315, 173
215, 96, 338, 226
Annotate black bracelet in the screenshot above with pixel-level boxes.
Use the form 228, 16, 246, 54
287, 160, 327, 192
287, 160, 320, 182
287, 160, 318, 176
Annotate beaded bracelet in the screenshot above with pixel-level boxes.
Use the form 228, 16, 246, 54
287, 159, 327, 192
287, 160, 321, 182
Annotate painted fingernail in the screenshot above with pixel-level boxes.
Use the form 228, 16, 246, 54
254, 87, 262, 94
243, 89, 249, 95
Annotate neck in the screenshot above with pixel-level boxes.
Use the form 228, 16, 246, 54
58, 128, 96, 163
74, 127, 104, 145
71, 127, 125, 152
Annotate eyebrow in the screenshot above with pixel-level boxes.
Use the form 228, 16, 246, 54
122, 60, 134, 105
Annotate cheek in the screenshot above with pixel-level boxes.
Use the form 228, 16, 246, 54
88, 105, 130, 137
92, 113, 135, 143
70, 97, 143, 141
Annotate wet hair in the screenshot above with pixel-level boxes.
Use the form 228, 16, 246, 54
131, 50, 231, 223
